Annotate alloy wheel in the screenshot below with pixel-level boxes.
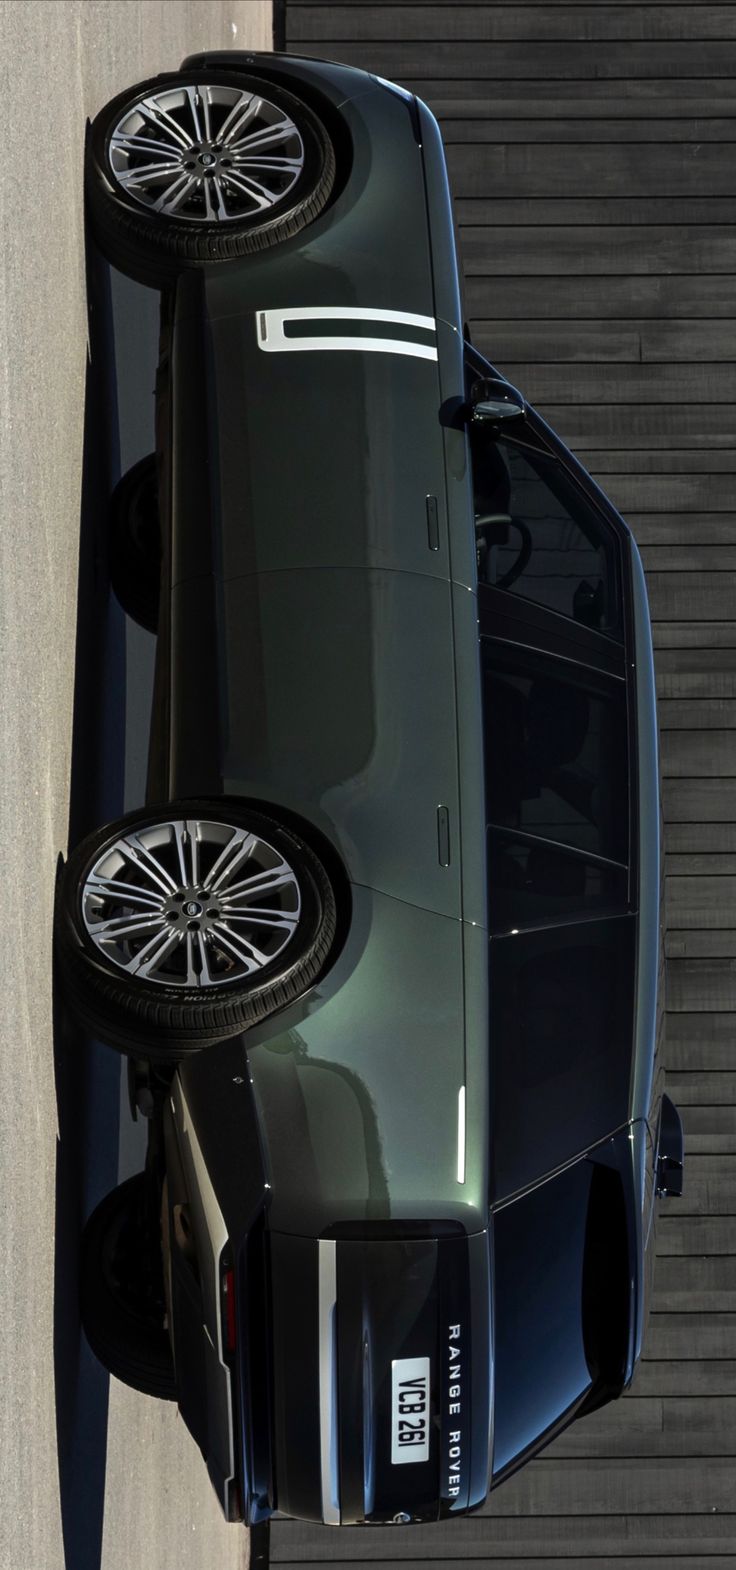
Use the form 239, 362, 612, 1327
81, 817, 302, 988
108, 83, 306, 223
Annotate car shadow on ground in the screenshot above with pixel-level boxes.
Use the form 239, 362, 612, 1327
52, 229, 127, 1570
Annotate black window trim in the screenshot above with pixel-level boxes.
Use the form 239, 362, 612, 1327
490, 1116, 633, 1215
488, 822, 629, 878
478, 582, 626, 679
488, 807, 631, 937
482, 628, 627, 687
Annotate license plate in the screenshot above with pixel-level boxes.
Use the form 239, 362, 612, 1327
391, 1357, 430, 1465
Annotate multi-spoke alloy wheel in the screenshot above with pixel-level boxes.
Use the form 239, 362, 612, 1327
82, 817, 302, 989
86, 71, 336, 287
109, 84, 306, 224
56, 801, 338, 1058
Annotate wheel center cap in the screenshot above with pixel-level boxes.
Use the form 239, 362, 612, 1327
198, 152, 216, 167
185, 900, 203, 916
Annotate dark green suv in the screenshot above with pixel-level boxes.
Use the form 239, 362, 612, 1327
57, 50, 684, 1530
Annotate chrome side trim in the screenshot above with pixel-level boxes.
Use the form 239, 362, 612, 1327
318, 1239, 340, 1525
256, 305, 438, 362
457, 1086, 466, 1185
174, 1075, 235, 1509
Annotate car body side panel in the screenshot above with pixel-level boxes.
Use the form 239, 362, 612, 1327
172, 86, 435, 334
170, 567, 463, 918
243, 885, 484, 1237
176, 302, 452, 584
163, 84, 491, 930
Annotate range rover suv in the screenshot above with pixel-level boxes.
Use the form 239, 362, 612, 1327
57, 50, 685, 1529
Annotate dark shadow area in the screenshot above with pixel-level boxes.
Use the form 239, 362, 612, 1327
52, 215, 130, 1570
250, 1521, 271, 1567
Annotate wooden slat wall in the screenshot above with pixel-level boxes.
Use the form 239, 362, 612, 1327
276, 2, 736, 1564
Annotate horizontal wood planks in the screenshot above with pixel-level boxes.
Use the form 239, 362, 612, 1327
279, 1, 735, 1566
290, 7, 736, 42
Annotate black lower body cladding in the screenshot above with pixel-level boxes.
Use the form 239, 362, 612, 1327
268, 1229, 492, 1525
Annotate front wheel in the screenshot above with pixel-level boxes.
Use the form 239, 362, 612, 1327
55, 801, 338, 1058
85, 70, 336, 287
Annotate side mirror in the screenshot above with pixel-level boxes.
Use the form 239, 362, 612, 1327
468, 376, 525, 424
655, 1092, 684, 1199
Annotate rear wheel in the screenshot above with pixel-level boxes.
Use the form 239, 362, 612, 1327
55, 800, 338, 1058
81, 1173, 176, 1400
86, 70, 336, 287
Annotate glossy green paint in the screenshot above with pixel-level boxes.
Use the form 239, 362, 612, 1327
174, 86, 436, 332
164, 72, 491, 1230
164, 58, 660, 1255
190, 308, 451, 583
167, 78, 488, 927
245, 886, 486, 1237
170, 567, 463, 917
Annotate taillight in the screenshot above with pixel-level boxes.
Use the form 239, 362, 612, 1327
223, 1264, 237, 1354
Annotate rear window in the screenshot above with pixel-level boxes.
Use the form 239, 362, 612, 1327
490, 915, 635, 1201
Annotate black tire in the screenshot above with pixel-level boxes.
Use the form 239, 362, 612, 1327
109, 454, 160, 633
81, 1173, 177, 1400
86, 70, 336, 288
55, 800, 338, 1059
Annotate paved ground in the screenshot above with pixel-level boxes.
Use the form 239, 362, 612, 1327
0, 6, 270, 1569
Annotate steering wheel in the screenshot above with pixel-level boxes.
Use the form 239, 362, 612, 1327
475, 513, 533, 589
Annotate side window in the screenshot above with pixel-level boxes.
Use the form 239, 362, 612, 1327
482, 640, 629, 933
490, 915, 635, 1199
488, 833, 627, 936
470, 434, 621, 636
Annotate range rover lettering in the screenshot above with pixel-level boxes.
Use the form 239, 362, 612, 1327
57, 51, 685, 1529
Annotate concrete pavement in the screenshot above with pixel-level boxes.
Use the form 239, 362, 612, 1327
0, 6, 270, 1569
